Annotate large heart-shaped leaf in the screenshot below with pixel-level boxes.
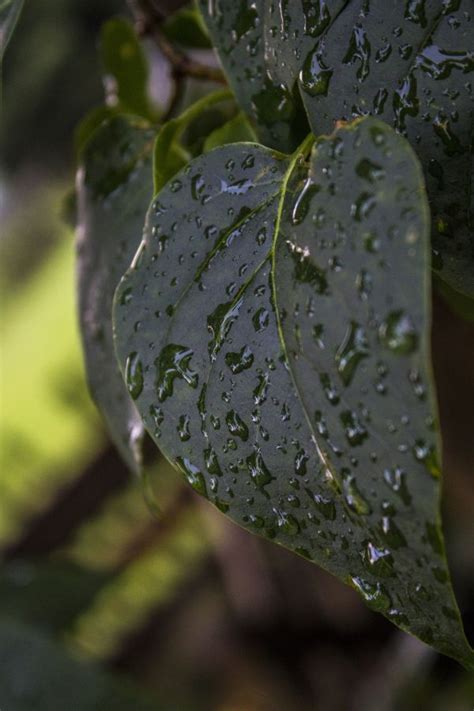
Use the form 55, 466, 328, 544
113, 117, 473, 668
76, 115, 155, 472
199, 0, 474, 298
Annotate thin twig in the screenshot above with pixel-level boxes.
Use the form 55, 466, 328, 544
128, 0, 226, 85
152, 29, 226, 84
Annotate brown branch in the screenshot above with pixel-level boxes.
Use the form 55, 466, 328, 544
128, 0, 226, 85
153, 29, 226, 84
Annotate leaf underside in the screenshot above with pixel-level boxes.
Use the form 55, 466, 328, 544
199, 0, 474, 298
76, 115, 155, 472
113, 117, 473, 668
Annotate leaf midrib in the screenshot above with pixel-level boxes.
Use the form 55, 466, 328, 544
155, 180, 285, 359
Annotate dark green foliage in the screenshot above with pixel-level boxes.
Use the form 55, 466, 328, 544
161, 3, 212, 48
76, 116, 155, 472
199, 0, 474, 298
100, 18, 160, 121
69, 0, 474, 671
112, 118, 472, 667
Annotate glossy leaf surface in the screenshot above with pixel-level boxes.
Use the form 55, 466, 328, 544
199, 0, 474, 297
275, 117, 473, 668
77, 116, 155, 472
198, 0, 310, 151
113, 118, 473, 668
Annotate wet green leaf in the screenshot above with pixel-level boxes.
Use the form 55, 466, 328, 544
77, 115, 155, 472
198, 0, 309, 152
100, 17, 158, 121
0, 0, 23, 59
113, 117, 473, 669
199, 0, 474, 297
274, 117, 473, 669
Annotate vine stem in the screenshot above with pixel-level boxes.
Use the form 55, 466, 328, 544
127, 0, 227, 85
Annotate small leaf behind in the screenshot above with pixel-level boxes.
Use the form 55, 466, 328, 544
76, 115, 155, 472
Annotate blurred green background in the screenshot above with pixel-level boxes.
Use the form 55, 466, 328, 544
1, 1, 473, 709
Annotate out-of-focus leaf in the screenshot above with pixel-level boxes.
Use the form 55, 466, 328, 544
0, 620, 164, 711
199, 0, 474, 298
0, 560, 110, 634
153, 87, 233, 192
1, 0, 123, 173
100, 17, 158, 121
76, 115, 155, 472
0, 0, 23, 59
74, 104, 118, 157
162, 3, 211, 49
113, 117, 473, 669
203, 111, 257, 152
394, 657, 474, 711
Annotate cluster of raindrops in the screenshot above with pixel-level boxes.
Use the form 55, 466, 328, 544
201, 0, 474, 295
111, 119, 470, 663
270, 117, 459, 638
